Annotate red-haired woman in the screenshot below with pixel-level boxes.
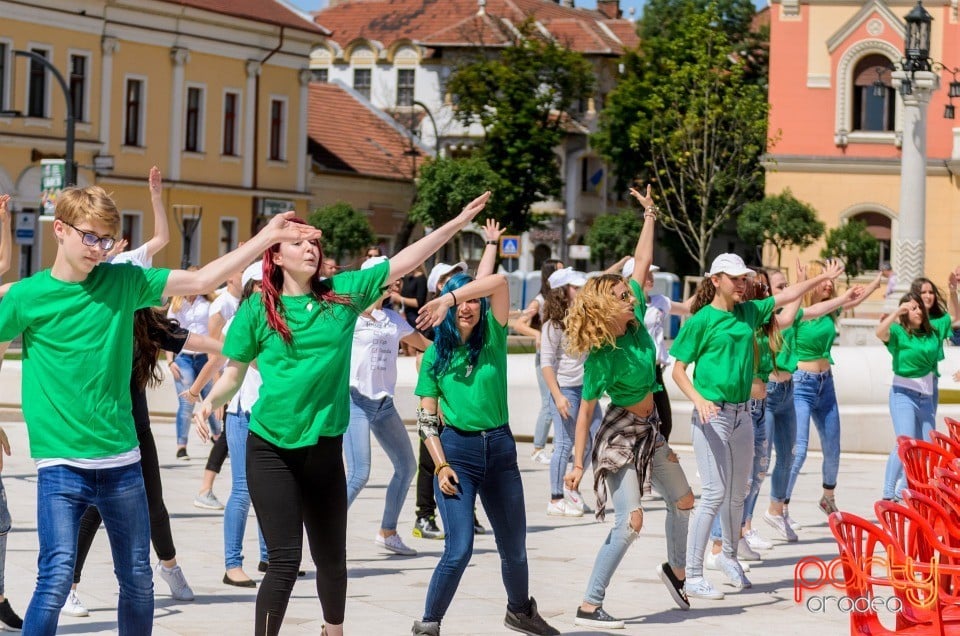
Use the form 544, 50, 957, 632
196, 193, 490, 636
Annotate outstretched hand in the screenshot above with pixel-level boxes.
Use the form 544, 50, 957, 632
482, 218, 505, 243
0, 428, 11, 472
0, 194, 9, 222
149, 166, 162, 196
105, 238, 129, 260
416, 295, 453, 331
628, 184, 654, 210
265, 211, 323, 244
193, 401, 214, 443
823, 258, 844, 280
843, 285, 865, 304
457, 191, 492, 224
795, 257, 807, 284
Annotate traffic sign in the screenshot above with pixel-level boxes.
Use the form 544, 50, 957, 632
499, 235, 521, 258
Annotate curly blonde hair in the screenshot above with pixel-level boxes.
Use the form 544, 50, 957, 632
564, 274, 632, 355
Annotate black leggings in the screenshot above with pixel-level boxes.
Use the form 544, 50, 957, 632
415, 438, 437, 519
247, 432, 347, 635
205, 429, 228, 472
654, 365, 674, 442
73, 423, 176, 583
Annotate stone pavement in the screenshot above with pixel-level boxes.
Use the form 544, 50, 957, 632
0, 416, 890, 635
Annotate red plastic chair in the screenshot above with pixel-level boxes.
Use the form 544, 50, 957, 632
903, 488, 960, 548
829, 510, 948, 634
937, 465, 960, 499
900, 438, 955, 499
932, 431, 960, 460
945, 417, 960, 444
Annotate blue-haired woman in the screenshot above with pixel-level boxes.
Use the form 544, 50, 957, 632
412, 273, 558, 636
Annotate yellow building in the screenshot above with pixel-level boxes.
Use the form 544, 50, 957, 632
0, 0, 324, 280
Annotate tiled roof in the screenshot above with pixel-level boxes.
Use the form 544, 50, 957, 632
163, 0, 327, 34
307, 82, 428, 181
315, 0, 639, 56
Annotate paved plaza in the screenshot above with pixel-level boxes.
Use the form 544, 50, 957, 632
0, 412, 888, 635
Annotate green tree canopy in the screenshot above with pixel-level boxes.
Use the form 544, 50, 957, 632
307, 202, 375, 262
738, 189, 826, 268
585, 209, 644, 268
445, 18, 595, 233
410, 156, 506, 229
820, 220, 880, 282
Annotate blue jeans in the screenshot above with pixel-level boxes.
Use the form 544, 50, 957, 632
548, 386, 601, 499
686, 402, 754, 579
224, 410, 267, 570
173, 353, 218, 446
343, 389, 416, 531
0, 474, 10, 596
423, 425, 530, 623
787, 370, 841, 498
883, 386, 936, 500
533, 352, 553, 448
25, 463, 153, 636
764, 379, 796, 503
583, 435, 690, 605
710, 398, 767, 539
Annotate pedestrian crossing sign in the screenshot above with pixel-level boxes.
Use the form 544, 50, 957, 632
500, 236, 520, 258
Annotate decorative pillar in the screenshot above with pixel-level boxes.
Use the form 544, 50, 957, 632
168, 47, 190, 181
99, 37, 120, 152
243, 60, 260, 189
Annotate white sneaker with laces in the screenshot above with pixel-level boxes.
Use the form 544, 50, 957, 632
61, 589, 89, 617
744, 528, 774, 550
784, 508, 803, 531
563, 487, 592, 514
737, 537, 762, 562
705, 549, 750, 572
193, 490, 224, 510
762, 511, 798, 542
684, 577, 725, 600
375, 533, 417, 556
157, 563, 195, 601
716, 553, 752, 590
546, 499, 584, 517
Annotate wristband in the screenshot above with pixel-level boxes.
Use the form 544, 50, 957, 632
188, 389, 200, 399
449, 290, 458, 306
574, 464, 584, 471
486, 240, 497, 245
434, 462, 450, 476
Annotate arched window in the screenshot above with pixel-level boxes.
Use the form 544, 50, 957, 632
850, 211, 892, 269
852, 54, 894, 132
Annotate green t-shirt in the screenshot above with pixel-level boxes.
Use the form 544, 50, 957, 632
885, 323, 942, 378
670, 296, 776, 403
775, 307, 803, 374
582, 279, 659, 406
794, 313, 838, 363
0, 264, 170, 459
415, 309, 509, 432
222, 261, 389, 447
756, 330, 774, 379
931, 313, 953, 362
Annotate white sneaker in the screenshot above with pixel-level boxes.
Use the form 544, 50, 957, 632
784, 508, 803, 531
705, 549, 750, 572
762, 511, 799, 542
156, 563, 195, 601
744, 528, 774, 551
563, 487, 592, 514
737, 537, 762, 562
716, 553, 752, 590
684, 577, 725, 600
193, 490, 224, 511
375, 533, 417, 556
61, 589, 89, 617
532, 448, 552, 465
547, 499, 584, 517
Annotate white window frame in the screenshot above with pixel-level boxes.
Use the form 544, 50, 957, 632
268, 95, 288, 162
120, 210, 143, 247
219, 216, 238, 256
0, 38, 13, 112
181, 213, 202, 267
25, 43, 53, 119
184, 82, 206, 154
834, 40, 903, 147
221, 88, 242, 157
67, 49, 92, 123
123, 74, 148, 148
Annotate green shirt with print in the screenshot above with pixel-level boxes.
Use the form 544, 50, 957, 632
670, 296, 776, 404
222, 261, 389, 447
582, 279, 659, 406
886, 323, 943, 378
0, 264, 170, 459
415, 309, 509, 432
794, 313, 837, 363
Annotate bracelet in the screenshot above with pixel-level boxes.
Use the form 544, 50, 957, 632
645, 205, 659, 215
574, 464, 584, 470
449, 290, 458, 306
434, 462, 450, 476
486, 240, 497, 245
188, 389, 200, 399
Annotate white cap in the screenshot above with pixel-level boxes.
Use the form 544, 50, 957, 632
622, 258, 659, 278
241, 262, 263, 288
427, 261, 468, 292
547, 267, 588, 289
361, 255, 388, 271
705, 253, 755, 277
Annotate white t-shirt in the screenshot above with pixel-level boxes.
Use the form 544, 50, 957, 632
644, 294, 673, 367
209, 291, 240, 325
110, 244, 151, 268
349, 308, 414, 399
540, 319, 586, 387
224, 316, 263, 414
168, 297, 211, 354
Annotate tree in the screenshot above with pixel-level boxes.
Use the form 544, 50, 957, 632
446, 19, 595, 233
585, 210, 644, 268
410, 156, 506, 229
307, 202, 375, 262
820, 220, 880, 283
738, 189, 826, 268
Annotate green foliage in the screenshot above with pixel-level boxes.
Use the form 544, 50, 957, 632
446, 19, 594, 232
410, 157, 506, 228
820, 220, 880, 282
738, 190, 826, 268
585, 210, 644, 268
307, 202, 375, 262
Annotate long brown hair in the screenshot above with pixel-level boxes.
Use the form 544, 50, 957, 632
542, 284, 571, 325
690, 278, 716, 314
899, 290, 933, 335
132, 308, 180, 391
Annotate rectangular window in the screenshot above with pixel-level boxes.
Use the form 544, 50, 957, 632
222, 91, 239, 156
311, 68, 328, 83
185, 86, 203, 152
219, 218, 237, 256
69, 54, 86, 121
269, 99, 285, 161
124, 79, 143, 146
0, 43, 7, 111
27, 48, 48, 118
397, 69, 415, 107
121, 212, 142, 247
354, 68, 371, 99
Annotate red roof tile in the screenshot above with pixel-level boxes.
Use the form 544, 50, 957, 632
316, 0, 639, 56
307, 82, 427, 181
162, 0, 327, 34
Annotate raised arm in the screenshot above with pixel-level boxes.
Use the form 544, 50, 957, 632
0, 195, 11, 277
163, 211, 321, 297
876, 301, 909, 343
387, 192, 491, 284
771, 259, 844, 309
628, 185, 657, 286
476, 218, 505, 279
948, 268, 960, 326
142, 166, 170, 258
804, 285, 865, 320
603, 255, 631, 276
416, 274, 510, 329
843, 270, 884, 310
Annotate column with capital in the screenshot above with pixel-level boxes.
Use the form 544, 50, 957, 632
891, 69, 939, 294
168, 47, 191, 182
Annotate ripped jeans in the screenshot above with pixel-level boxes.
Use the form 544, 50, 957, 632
582, 436, 691, 605
709, 398, 767, 540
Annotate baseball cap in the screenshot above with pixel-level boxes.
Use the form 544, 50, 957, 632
622, 258, 660, 278
427, 261, 468, 292
547, 267, 588, 289
705, 253, 755, 277
361, 255, 389, 271
241, 262, 263, 288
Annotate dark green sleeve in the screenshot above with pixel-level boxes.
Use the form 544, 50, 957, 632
415, 345, 440, 398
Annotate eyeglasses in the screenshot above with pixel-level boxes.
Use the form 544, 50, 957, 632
63, 221, 116, 251
613, 289, 630, 301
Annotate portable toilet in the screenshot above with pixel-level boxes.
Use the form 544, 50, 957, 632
652, 271, 681, 338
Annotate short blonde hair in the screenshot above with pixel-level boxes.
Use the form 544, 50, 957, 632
564, 274, 630, 355
55, 186, 120, 235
